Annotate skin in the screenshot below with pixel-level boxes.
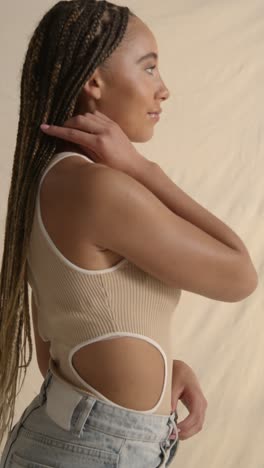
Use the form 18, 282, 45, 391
51, 15, 207, 441
56, 15, 170, 154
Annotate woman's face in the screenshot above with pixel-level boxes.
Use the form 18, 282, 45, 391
76, 16, 170, 143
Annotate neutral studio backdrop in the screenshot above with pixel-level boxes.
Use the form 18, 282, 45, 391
0, 1, 263, 467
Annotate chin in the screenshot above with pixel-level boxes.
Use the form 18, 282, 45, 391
133, 136, 154, 143
130, 130, 154, 143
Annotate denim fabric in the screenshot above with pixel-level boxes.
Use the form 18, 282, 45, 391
0, 368, 180, 467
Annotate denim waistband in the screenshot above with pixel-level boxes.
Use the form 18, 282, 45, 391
39, 368, 180, 446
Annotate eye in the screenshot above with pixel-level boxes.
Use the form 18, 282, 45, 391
146, 65, 157, 75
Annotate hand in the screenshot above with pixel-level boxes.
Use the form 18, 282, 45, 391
40, 110, 145, 175
171, 360, 208, 441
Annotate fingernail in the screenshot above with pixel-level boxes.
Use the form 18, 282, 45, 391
40, 124, 50, 130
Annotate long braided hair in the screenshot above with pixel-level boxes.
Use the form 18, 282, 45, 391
0, 0, 136, 445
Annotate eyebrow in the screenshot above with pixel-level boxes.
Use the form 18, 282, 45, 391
136, 52, 158, 64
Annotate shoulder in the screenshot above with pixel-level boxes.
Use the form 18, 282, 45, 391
79, 163, 138, 209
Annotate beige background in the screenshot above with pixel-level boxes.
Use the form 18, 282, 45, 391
0, 1, 263, 466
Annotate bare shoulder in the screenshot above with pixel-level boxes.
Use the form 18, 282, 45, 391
79, 163, 138, 208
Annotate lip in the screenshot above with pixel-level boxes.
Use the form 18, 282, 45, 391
148, 113, 160, 121
148, 109, 162, 114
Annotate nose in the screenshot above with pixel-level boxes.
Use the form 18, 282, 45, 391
157, 79, 170, 102
162, 87, 170, 101
162, 83, 170, 100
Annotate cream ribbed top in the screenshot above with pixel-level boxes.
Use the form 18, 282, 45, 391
26, 152, 182, 415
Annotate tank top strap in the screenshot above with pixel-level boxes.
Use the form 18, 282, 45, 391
50, 151, 95, 166
38, 151, 94, 189
36, 151, 94, 237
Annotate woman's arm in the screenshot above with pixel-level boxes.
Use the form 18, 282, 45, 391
134, 161, 256, 261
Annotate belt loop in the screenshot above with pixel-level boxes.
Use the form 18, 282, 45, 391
45, 376, 84, 432
71, 397, 97, 438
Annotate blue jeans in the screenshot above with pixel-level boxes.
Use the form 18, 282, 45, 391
0, 368, 180, 467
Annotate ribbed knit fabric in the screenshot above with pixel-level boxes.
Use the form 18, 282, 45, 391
26, 152, 182, 416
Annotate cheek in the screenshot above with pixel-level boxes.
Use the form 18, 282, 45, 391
105, 73, 150, 125
116, 72, 148, 105
107, 81, 135, 113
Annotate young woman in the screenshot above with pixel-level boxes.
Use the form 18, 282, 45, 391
0, 0, 257, 466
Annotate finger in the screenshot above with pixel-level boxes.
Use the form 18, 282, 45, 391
177, 412, 200, 433
63, 114, 105, 133
179, 390, 206, 424
177, 397, 206, 431
40, 113, 104, 137
94, 109, 115, 123
177, 412, 204, 429
178, 421, 204, 441
40, 124, 98, 149
177, 411, 206, 440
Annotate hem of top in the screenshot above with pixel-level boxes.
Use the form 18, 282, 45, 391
67, 332, 168, 415
50, 367, 166, 416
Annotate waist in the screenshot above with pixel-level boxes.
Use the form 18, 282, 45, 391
49, 355, 173, 416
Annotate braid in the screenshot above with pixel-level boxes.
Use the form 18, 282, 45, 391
0, 0, 136, 446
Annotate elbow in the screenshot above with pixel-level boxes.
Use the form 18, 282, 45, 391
232, 263, 258, 302
242, 271, 258, 299
234, 279, 258, 302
